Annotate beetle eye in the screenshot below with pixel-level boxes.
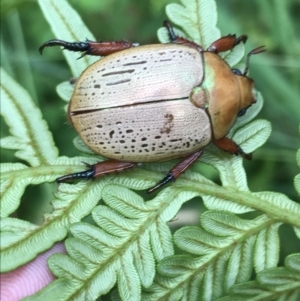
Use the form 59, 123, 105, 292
237, 107, 248, 117
232, 68, 242, 75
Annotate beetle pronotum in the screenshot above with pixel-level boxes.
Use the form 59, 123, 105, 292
40, 21, 265, 193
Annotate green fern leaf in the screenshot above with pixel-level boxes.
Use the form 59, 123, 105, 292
23, 279, 72, 301
144, 210, 298, 300
2, 0, 299, 300
218, 254, 300, 301
295, 173, 300, 196
72, 136, 95, 155
56, 81, 74, 102
26, 186, 199, 299
118, 250, 142, 301
233, 120, 272, 154
254, 223, 281, 272
203, 252, 231, 300
295, 138, 300, 195
225, 235, 256, 288
221, 43, 245, 68
174, 226, 231, 255
258, 266, 300, 288
0, 163, 28, 217
166, 0, 220, 46
294, 227, 300, 240
0, 68, 58, 166
0, 215, 67, 272
202, 194, 253, 213
200, 211, 259, 236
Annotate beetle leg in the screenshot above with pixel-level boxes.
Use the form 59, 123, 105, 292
212, 137, 252, 160
69, 77, 78, 85
56, 160, 137, 183
163, 20, 204, 52
147, 150, 204, 193
207, 35, 247, 53
39, 39, 139, 58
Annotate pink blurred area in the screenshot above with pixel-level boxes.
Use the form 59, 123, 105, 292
0, 243, 65, 301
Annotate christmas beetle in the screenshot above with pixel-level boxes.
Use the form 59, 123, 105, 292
40, 21, 265, 193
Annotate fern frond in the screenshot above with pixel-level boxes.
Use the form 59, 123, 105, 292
1, 0, 299, 300
295, 126, 300, 195
157, 0, 220, 48
140, 213, 282, 300
217, 253, 300, 301
0, 163, 28, 217
56, 81, 74, 102
24, 186, 199, 300
166, 0, 220, 46
0, 68, 58, 167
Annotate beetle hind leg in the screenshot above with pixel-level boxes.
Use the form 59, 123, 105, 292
57, 153, 204, 193
56, 160, 137, 183
147, 150, 204, 193
39, 39, 139, 58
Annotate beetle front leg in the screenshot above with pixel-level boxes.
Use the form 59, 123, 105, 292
147, 150, 204, 193
212, 137, 252, 160
207, 35, 247, 53
39, 39, 139, 58
56, 160, 137, 183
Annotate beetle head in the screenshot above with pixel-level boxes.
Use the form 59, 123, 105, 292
235, 75, 256, 116
235, 46, 265, 116
203, 47, 265, 140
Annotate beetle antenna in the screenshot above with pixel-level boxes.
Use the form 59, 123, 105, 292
243, 46, 266, 75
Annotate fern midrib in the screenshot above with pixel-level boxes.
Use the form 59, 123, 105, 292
4, 161, 299, 228
196, 0, 206, 46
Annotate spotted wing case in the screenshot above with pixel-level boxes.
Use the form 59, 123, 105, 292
69, 44, 211, 162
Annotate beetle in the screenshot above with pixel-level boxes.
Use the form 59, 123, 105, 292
40, 21, 265, 193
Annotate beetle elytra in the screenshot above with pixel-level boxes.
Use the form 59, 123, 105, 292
40, 21, 265, 193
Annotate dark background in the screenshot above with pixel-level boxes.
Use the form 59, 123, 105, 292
1, 0, 300, 255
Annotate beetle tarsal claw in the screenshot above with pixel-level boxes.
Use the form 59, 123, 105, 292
77, 53, 87, 60
237, 148, 252, 160
82, 161, 93, 168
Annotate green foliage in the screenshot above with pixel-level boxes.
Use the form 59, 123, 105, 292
218, 253, 300, 301
1, 0, 299, 300
295, 126, 300, 196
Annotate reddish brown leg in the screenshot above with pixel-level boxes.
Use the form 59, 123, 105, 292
39, 39, 138, 58
207, 34, 247, 53
212, 137, 252, 160
147, 150, 204, 193
163, 20, 204, 52
56, 160, 137, 183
